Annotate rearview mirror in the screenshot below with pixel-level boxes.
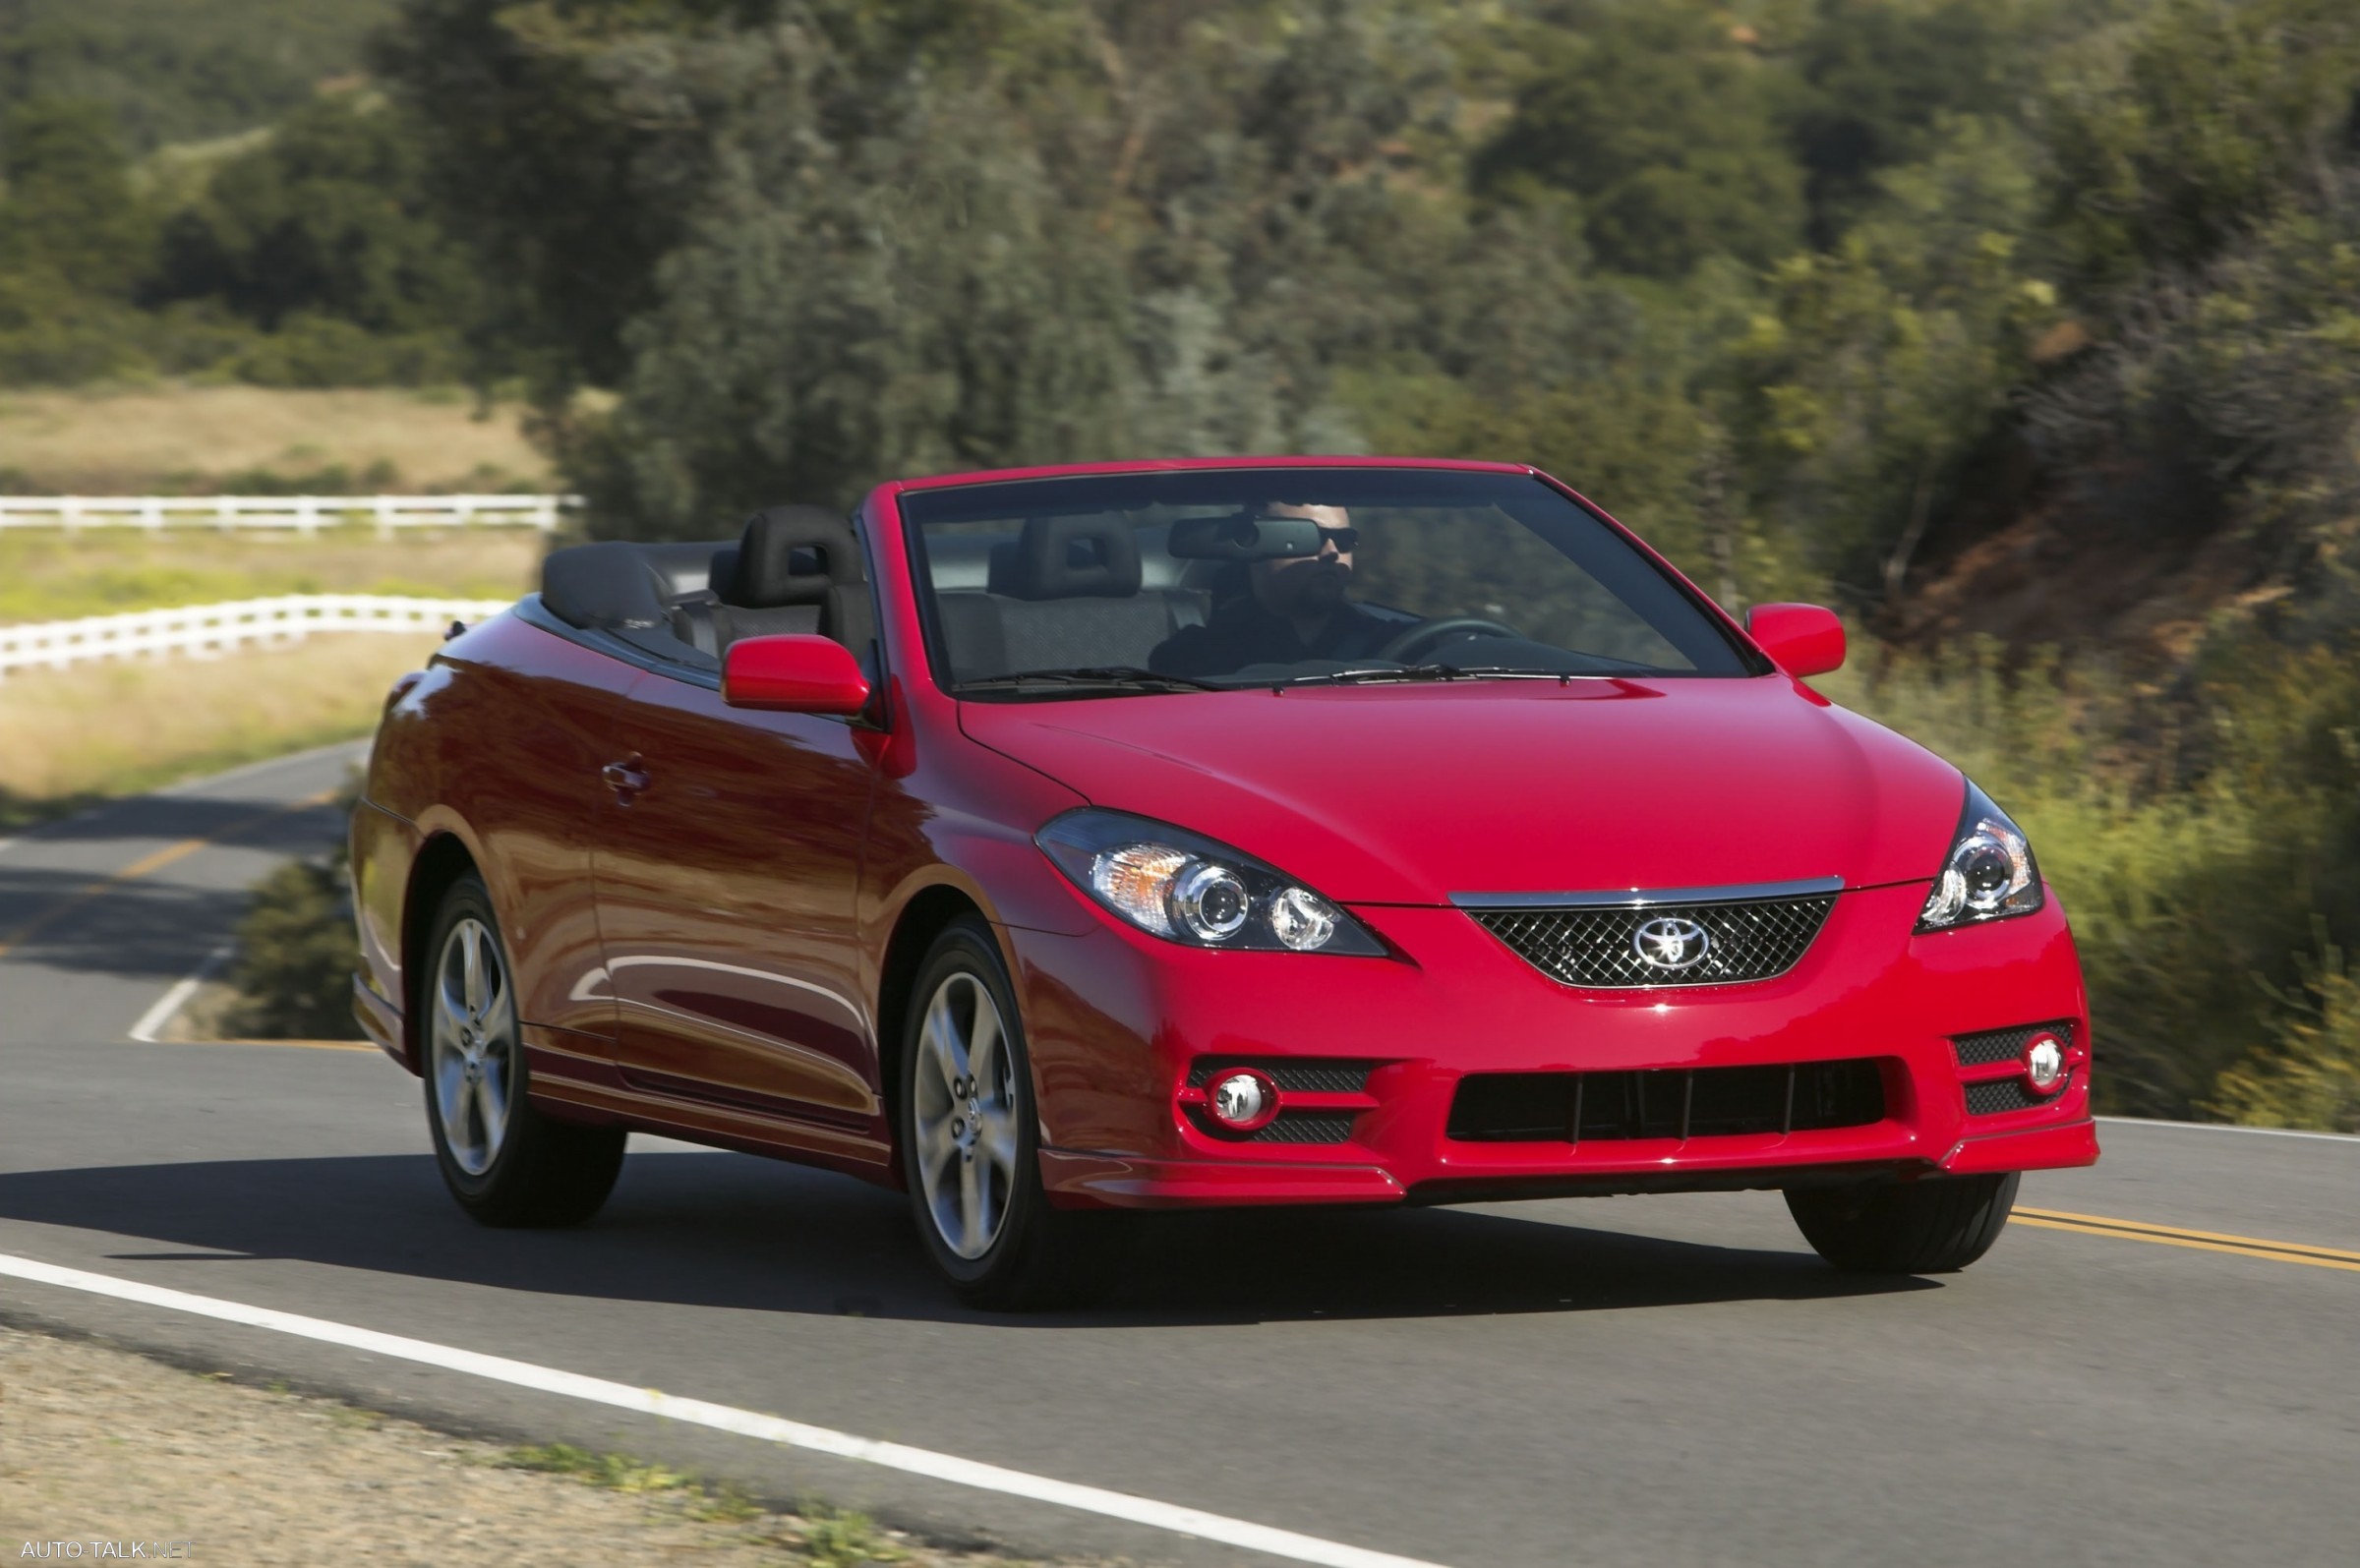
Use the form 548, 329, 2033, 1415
1744, 604, 1846, 678
723, 634, 872, 716
1166, 512, 1327, 561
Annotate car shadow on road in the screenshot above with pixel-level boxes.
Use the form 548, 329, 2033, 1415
0, 1147, 1934, 1325
0, 796, 350, 982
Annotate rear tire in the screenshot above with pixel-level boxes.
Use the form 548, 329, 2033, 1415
419, 873, 624, 1228
899, 916, 1124, 1310
1786, 1172, 2020, 1274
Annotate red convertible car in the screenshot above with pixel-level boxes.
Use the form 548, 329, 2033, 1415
351, 457, 2096, 1307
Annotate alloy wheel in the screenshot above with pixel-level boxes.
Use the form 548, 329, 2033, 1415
912, 970, 1021, 1259
430, 916, 516, 1177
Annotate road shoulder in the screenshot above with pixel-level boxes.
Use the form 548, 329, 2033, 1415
0, 1322, 1060, 1567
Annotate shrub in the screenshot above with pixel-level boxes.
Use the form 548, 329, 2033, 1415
2208, 927, 2360, 1132
1834, 631, 2360, 1122
223, 850, 361, 1040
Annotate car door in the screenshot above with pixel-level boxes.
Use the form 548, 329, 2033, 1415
592, 663, 881, 1129
388, 620, 625, 1053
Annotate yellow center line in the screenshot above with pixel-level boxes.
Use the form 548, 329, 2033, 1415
0, 788, 338, 960
2017, 1207, 2360, 1274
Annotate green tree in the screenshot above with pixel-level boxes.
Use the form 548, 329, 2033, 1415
577, 88, 1139, 533
1474, 2, 1806, 277
0, 96, 154, 297
154, 93, 477, 336
2042, 0, 2360, 287
1727, 116, 2054, 599
1792, 0, 2021, 240
0, 0, 396, 151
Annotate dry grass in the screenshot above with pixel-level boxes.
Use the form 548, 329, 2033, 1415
0, 635, 435, 823
0, 528, 543, 624
0, 383, 555, 494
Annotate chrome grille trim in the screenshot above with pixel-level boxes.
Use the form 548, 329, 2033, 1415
1449, 875, 1844, 911
1467, 894, 1839, 988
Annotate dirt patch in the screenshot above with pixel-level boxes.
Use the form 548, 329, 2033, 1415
0, 1324, 1062, 1566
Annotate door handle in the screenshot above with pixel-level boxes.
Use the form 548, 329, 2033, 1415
601, 759, 650, 797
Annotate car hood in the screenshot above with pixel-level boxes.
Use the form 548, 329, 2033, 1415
957, 676, 1966, 905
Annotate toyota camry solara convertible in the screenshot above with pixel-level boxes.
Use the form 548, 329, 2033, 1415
351, 457, 2096, 1307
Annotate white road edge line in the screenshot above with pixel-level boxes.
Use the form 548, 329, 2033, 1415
129, 945, 236, 1044
2097, 1115, 2360, 1144
0, 1253, 1452, 1568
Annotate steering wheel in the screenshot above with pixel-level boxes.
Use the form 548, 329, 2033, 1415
1372, 615, 1524, 665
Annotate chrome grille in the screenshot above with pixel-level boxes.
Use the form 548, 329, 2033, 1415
1468, 895, 1837, 989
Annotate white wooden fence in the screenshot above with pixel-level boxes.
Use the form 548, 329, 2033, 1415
0, 595, 516, 681
0, 494, 578, 535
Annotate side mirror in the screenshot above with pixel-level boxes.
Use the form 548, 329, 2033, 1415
1744, 603, 1846, 678
723, 634, 872, 716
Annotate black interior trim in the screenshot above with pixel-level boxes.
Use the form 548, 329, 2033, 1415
515, 594, 723, 691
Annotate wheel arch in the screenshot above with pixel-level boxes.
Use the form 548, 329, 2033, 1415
873, 883, 998, 1166
400, 831, 484, 1072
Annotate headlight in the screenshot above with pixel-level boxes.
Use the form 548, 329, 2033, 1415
1035, 809, 1385, 954
1916, 780, 2043, 931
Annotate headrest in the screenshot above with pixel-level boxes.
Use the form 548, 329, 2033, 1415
988, 515, 1143, 601
723, 505, 861, 609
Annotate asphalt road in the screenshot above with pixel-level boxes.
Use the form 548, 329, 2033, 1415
3, 745, 2357, 1567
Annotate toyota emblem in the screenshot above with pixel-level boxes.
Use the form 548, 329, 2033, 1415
1632, 915, 1712, 972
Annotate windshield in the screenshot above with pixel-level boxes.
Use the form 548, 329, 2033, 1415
901, 468, 1758, 698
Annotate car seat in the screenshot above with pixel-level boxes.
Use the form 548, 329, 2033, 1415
673, 505, 871, 659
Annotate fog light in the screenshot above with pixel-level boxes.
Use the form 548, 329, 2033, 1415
1207, 1069, 1280, 1132
2024, 1031, 2067, 1094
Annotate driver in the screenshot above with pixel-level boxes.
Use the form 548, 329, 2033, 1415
1150, 502, 1395, 676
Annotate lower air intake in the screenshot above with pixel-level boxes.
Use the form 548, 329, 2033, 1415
1964, 1076, 2065, 1116
1952, 1020, 2076, 1068
1447, 1060, 1888, 1143
1186, 1108, 1356, 1144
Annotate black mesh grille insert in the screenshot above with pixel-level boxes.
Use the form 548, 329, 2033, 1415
1965, 1075, 2067, 1115
1953, 1021, 2076, 1068
1186, 1060, 1376, 1094
1186, 1108, 1357, 1144
1469, 896, 1836, 988
1446, 1060, 1887, 1142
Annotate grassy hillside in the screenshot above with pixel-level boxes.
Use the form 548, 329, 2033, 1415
0, 0, 397, 149
0, 384, 555, 494
0, 633, 432, 827
0, 528, 542, 625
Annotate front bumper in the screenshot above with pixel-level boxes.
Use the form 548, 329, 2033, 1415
1009, 881, 2097, 1209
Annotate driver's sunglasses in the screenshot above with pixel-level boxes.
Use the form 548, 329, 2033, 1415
1315, 525, 1359, 552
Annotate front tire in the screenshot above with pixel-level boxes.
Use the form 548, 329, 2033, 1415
1786, 1172, 2020, 1274
419, 873, 624, 1227
899, 917, 1120, 1310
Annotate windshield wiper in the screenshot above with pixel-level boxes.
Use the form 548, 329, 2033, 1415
953, 666, 1226, 695
1282, 664, 1570, 687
